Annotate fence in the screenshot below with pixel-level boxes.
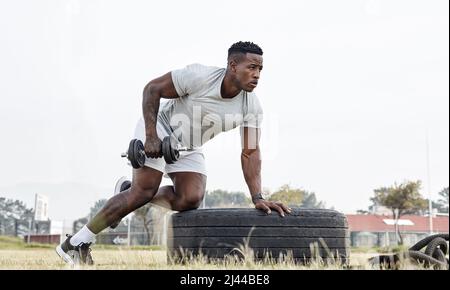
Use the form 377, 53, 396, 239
96, 231, 167, 246
23, 234, 61, 244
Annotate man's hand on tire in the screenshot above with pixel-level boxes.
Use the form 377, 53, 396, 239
252, 194, 292, 217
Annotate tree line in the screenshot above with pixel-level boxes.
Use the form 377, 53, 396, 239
1, 183, 448, 242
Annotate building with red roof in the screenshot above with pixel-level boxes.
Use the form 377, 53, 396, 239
346, 214, 449, 247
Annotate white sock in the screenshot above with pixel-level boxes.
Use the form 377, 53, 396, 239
70, 225, 96, 246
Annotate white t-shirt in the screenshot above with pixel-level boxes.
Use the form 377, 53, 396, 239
156, 63, 263, 148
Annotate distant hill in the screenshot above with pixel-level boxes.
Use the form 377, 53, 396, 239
0, 182, 112, 221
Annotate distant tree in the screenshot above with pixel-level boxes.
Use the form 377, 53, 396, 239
268, 185, 303, 206
205, 190, 251, 208
89, 199, 108, 220
302, 191, 326, 208
72, 199, 108, 234
432, 187, 449, 213
73, 217, 89, 233
0, 197, 33, 236
0, 197, 9, 235
359, 187, 425, 216
371, 180, 428, 245
268, 184, 325, 208
133, 203, 153, 244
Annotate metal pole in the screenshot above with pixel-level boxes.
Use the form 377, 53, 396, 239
202, 191, 207, 209
127, 215, 131, 246
426, 130, 433, 234
27, 219, 32, 244
162, 213, 168, 246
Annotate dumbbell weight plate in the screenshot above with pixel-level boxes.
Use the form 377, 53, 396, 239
129, 139, 145, 169
162, 136, 173, 164
135, 139, 146, 168
169, 138, 180, 163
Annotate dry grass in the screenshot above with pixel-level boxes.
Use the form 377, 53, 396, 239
0, 236, 445, 270
0, 247, 438, 270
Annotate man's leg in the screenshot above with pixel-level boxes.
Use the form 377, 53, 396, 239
150, 172, 207, 211
87, 166, 163, 233
110, 177, 132, 229
56, 166, 163, 265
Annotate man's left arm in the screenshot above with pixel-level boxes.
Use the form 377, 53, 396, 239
241, 127, 291, 217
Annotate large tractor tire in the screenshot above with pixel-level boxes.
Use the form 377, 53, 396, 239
167, 208, 349, 264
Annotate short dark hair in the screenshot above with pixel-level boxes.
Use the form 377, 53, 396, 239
228, 41, 263, 60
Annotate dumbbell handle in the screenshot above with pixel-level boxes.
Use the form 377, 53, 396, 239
120, 141, 194, 159
121, 147, 192, 157
177, 147, 195, 152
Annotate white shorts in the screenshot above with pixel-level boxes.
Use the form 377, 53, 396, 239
132, 118, 207, 178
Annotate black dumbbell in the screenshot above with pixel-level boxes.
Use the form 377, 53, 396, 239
121, 137, 191, 168
121, 139, 146, 169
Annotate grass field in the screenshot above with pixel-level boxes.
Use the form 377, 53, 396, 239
0, 236, 440, 270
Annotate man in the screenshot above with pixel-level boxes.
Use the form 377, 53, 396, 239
56, 41, 291, 266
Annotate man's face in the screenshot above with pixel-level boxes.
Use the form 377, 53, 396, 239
232, 53, 263, 92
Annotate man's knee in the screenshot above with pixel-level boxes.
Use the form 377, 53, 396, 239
178, 190, 205, 211
130, 184, 158, 201
131, 167, 163, 201
169, 172, 207, 211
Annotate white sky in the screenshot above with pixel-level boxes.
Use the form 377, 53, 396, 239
0, 0, 448, 221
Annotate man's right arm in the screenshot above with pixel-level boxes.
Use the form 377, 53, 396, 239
142, 72, 180, 158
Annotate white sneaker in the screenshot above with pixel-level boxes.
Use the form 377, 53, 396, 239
110, 176, 131, 229
114, 176, 131, 195
55, 234, 94, 266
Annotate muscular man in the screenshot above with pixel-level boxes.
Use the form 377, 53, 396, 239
56, 41, 291, 266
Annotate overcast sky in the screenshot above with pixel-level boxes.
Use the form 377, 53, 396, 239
0, 0, 448, 221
